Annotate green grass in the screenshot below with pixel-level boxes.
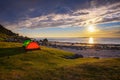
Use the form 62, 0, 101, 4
0, 42, 120, 80
0, 34, 10, 41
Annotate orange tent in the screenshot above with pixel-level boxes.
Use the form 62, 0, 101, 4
25, 42, 40, 50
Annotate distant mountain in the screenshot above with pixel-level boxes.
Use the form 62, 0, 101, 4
0, 24, 30, 42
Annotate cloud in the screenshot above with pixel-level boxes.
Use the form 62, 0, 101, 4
5, 2, 120, 29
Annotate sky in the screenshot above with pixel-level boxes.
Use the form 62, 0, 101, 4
0, 0, 120, 38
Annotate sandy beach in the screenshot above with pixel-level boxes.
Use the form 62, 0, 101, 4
49, 42, 120, 58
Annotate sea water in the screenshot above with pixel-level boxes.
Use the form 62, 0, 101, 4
37, 37, 120, 44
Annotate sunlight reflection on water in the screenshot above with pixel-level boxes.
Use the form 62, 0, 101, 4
89, 37, 94, 44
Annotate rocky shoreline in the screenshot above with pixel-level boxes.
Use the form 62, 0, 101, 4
48, 41, 120, 58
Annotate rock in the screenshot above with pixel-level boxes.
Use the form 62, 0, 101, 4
63, 54, 83, 59
89, 56, 100, 59
73, 54, 84, 58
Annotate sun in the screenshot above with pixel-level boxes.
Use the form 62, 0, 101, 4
87, 25, 95, 32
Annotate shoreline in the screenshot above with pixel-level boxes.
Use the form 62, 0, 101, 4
49, 41, 120, 50
48, 41, 120, 58
49, 41, 120, 45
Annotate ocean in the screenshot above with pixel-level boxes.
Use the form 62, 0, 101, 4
36, 37, 120, 44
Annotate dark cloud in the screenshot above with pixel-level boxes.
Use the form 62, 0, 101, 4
0, 0, 120, 29
102, 17, 120, 23
0, 0, 112, 22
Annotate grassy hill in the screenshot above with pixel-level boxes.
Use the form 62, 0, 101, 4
0, 42, 120, 80
0, 24, 16, 41
0, 25, 30, 42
